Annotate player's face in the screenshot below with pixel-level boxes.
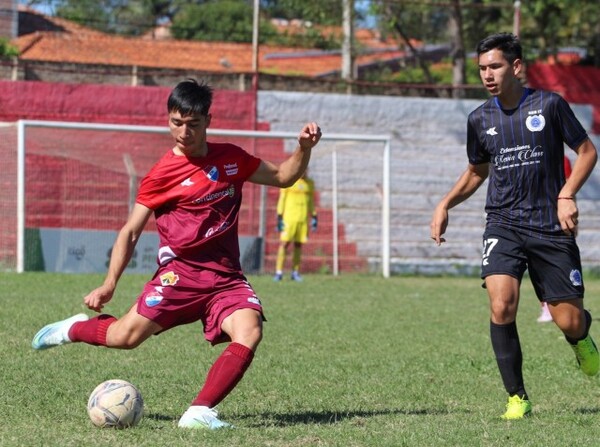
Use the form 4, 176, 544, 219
169, 111, 211, 155
478, 48, 521, 98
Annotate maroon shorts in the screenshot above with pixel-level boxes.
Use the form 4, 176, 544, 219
136, 259, 264, 345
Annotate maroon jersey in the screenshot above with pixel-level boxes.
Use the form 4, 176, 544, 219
137, 142, 261, 273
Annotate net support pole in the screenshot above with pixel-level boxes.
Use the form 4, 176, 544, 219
332, 149, 339, 276
382, 139, 391, 278
123, 153, 137, 214
16, 120, 25, 273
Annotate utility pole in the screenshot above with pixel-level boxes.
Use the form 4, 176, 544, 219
342, 0, 354, 94
252, 0, 260, 91
513, 1, 521, 37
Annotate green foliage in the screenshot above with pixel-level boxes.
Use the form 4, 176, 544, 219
54, 0, 112, 32
267, 26, 341, 50
0, 38, 19, 58
171, 0, 276, 43
5, 272, 600, 446
261, 0, 353, 26
370, 58, 480, 86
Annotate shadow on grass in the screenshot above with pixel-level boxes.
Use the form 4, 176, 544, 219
575, 407, 600, 415
146, 413, 177, 422
236, 407, 450, 427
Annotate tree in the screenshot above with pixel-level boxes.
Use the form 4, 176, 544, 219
51, 0, 203, 35
448, 0, 466, 98
261, 0, 345, 25
171, 0, 277, 43
0, 38, 19, 58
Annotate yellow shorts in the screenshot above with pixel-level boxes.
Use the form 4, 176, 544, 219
280, 219, 308, 243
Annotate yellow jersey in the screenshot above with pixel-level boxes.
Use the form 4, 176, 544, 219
276, 177, 315, 223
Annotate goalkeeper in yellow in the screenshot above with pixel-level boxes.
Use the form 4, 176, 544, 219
273, 172, 317, 282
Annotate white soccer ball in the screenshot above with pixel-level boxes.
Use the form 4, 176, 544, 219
87, 379, 144, 428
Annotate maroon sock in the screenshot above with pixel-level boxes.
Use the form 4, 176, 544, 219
192, 342, 255, 408
68, 314, 117, 346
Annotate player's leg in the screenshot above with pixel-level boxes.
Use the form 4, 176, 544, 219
549, 299, 598, 375
527, 237, 598, 376
195, 309, 262, 403
291, 242, 303, 281
179, 277, 264, 429
482, 226, 531, 419
32, 304, 162, 350
274, 239, 291, 281
104, 306, 163, 348
291, 219, 309, 281
486, 274, 531, 419
179, 309, 262, 429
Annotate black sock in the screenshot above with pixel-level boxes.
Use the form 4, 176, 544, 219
565, 309, 592, 345
490, 320, 528, 399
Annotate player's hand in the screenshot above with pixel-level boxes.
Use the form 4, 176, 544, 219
277, 215, 284, 232
430, 205, 449, 246
557, 197, 578, 236
84, 284, 115, 313
311, 215, 318, 231
298, 122, 322, 150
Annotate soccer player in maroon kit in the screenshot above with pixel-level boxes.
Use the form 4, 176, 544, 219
32, 79, 322, 429
430, 33, 599, 420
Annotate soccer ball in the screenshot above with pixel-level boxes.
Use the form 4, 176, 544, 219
87, 379, 144, 428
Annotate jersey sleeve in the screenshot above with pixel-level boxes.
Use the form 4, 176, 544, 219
136, 159, 176, 210
233, 145, 262, 180
553, 94, 589, 150
466, 112, 490, 165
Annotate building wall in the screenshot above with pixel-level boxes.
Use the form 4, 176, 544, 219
0, 0, 17, 39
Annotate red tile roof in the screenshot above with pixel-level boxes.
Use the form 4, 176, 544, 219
13, 7, 407, 78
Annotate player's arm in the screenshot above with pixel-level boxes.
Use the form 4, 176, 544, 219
249, 122, 321, 187
558, 138, 598, 234
430, 162, 488, 245
84, 203, 153, 312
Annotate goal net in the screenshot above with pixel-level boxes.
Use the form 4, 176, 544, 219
2, 120, 391, 276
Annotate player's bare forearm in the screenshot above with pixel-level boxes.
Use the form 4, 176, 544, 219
430, 163, 488, 245
439, 164, 488, 210
560, 139, 598, 198
249, 122, 322, 187
85, 204, 151, 311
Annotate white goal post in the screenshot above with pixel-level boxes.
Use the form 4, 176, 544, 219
15, 120, 392, 276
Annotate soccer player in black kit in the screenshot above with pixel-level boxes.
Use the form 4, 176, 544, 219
430, 32, 599, 419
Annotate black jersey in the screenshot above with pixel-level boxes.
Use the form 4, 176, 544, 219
467, 88, 589, 239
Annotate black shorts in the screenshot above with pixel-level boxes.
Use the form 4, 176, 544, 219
481, 225, 584, 302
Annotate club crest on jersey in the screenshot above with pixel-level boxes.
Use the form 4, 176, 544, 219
570, 269, 583, 286
145, 293, 163, 307
526, 114, 546, 132
204, 165, 219, 182
159, 271, 179, 286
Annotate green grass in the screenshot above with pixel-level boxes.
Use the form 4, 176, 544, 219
3, 272, 600, 446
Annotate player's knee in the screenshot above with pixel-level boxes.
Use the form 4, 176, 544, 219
106, 326, 146, 349
233, 323, 263, 350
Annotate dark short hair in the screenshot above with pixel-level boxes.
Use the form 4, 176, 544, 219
476, 32, 522, 64
167, 79, 213, 116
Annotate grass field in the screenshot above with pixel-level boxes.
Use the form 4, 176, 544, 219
3, 272, 600, 446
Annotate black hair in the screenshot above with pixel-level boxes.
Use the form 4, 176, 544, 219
167, 79, 213, 116
476, 32, 522, 64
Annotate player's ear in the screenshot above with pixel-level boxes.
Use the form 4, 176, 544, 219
205, 113, 212, 128
512, 58, 522, 76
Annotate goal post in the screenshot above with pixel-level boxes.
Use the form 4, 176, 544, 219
12, 120, 392, 277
